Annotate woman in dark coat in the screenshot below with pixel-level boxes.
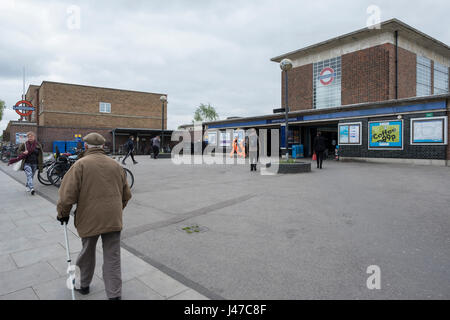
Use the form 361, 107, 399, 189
8, 131, 43, 195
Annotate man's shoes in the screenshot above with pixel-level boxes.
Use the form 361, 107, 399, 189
109, 296, 121, 300
133, 161, 138, 165
74, 286, 90, 295
26, 187, 30, 193
30, 189, 35, 195
121, 161, 126, 165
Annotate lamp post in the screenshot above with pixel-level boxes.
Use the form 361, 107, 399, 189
280, 58, 293, 160
160, 95, 167, 152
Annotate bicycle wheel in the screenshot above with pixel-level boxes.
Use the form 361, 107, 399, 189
47, 165, 63, 187
123, 167, 134, 189
38, 162, 54, 186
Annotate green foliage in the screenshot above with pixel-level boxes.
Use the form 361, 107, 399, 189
0, 99, 5, 122
193, 103, 218, 123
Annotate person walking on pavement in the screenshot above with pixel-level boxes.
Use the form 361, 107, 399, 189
313, 131, 327, 169
248, 129, 259, 172
56, 133, 132, 300
7, 131, 43, 195
151, 135, 160, 159
122, 135, 138, 165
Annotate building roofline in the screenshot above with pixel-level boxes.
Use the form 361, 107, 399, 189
39, 81, 167, 96
204, 94, 450, 126
271, 18, 450, 63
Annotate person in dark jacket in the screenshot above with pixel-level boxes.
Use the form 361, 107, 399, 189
7, 131, 44, 195
313, 131, 327, 169
122, 136, 138, 165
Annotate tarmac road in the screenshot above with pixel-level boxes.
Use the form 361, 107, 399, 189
2, 156, 450, 299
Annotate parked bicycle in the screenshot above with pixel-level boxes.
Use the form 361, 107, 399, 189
47, 151, 134, 189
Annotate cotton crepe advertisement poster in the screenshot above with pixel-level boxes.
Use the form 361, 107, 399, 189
369, 121, 402, 148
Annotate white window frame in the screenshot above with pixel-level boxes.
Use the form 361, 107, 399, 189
338, 122, 362, 145
410, 116, 448, 145
99, 102, 111, 113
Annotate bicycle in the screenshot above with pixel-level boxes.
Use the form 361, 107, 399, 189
110, 154, 134, 189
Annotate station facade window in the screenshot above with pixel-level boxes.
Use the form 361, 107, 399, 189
416, 56, 432, 96
433, 61, 449, 95
313, 56, 341, 109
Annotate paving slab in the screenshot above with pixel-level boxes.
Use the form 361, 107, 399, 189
169, 289, 209, 300
138, 268, 189, 299
85, 278, 165, 300
0, 254, 17, 273
33, 275, 105, 300
11, 243, 67, 268
0, 287, 39, 300
0, 262, 60, 296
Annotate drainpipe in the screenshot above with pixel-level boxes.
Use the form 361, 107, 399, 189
395, 30, 398, 100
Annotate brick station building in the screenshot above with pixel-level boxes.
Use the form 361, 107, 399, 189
203, 19, 450, 166
3, 81, 169, 154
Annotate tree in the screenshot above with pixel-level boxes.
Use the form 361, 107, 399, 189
0, 99, 5, 122
193, 103, 219, 123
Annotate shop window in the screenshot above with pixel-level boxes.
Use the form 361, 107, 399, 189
433, 62, 449, 95
416, 56, 432, 96
313, 56, 341, 109
99, 102, 111, 113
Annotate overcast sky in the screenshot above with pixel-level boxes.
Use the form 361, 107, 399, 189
1, 0, 449, 132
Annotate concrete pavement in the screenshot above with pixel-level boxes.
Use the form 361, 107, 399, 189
0, 167, 208, 300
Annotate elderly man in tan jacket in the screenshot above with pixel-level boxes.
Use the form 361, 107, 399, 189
57, 132, 132, 300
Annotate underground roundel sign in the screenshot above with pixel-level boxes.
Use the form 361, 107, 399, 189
318, 67, 336, 85
13, 100, 35, 117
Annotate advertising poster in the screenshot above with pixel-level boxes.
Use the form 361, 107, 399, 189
349, 125, 360, 144
339, 125, 349, 144
219, 132, 231, 147
369, 120, 402, 148
233, 129, 245, 143
207, 131, 217, 145
412, 118, 445, 143
15, 132, 28, 144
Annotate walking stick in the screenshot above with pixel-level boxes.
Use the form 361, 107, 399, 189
63, 222, 76, 300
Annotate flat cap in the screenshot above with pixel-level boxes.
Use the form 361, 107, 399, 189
83, 132, 106, 145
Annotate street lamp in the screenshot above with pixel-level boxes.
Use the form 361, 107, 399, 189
280, 58, 293, 160
160, 95, 167, 152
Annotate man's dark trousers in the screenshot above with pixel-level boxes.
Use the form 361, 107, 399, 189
152, 146, 159, 159
123, 149, 136, 163
316, 151, 324, 169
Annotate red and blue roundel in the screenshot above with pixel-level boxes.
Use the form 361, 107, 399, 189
318, 67, 336, 85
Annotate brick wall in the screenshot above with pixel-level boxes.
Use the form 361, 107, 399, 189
8, 123, 38, 144
341, 44, 391, 105
281, 63, 313, 111
281, 43, 419, 109
338, 112, 448, 160
36, 82, 166, 129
